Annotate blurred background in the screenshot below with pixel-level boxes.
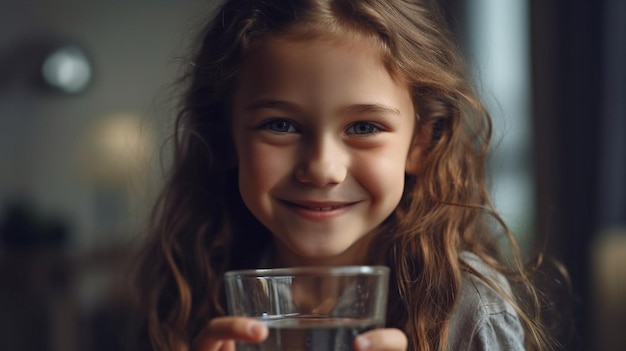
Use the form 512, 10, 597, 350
0, 0, 623, 350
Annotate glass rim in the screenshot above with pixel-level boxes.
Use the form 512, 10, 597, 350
224, 265, 389, 279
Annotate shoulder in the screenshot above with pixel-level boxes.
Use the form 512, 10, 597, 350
447, 251, 526, 350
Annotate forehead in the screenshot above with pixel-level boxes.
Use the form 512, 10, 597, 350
232, 34, 415, 123
235, 34, 408, 97
247, 35, 380, 73
243, 26, 401, 78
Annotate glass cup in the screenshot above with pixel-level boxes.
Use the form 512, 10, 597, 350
224, 266, 390, 351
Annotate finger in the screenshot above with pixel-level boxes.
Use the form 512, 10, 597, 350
354, 328, 408, 351
192, 317, 268, 351
209, 317, 268, 341
221, 340, 235, 351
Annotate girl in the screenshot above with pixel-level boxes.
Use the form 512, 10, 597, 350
133, 0, 558, 350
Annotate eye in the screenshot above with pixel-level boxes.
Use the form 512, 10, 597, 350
346, 122, 382, 135
260, 119, 298, 133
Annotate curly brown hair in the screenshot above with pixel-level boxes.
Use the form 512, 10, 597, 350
133, 0, 558, 350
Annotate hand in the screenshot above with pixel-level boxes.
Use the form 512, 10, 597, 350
192, 316, 268, 351
354, 328, 408, 351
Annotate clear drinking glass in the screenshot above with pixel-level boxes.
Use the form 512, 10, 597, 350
224, 266, 389, 351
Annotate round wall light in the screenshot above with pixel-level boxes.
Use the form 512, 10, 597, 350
41, 45, 92, 94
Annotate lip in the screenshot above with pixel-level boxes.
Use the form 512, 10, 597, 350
279, 199, 359, 221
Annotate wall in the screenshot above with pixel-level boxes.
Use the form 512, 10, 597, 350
0, 1, 213, 350
1, 0, 213, 252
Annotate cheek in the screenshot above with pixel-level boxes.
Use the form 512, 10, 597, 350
238, 143, 294, 196
354, 152, 407, 203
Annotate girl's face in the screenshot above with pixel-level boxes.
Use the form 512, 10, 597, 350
232, 35, 421, 267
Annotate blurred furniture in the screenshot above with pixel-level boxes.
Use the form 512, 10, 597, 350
592, 230, 626, 351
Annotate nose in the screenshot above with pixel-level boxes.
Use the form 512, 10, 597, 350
295, 135, 347, 187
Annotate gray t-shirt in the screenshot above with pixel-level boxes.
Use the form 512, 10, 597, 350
447, 252, 526, 350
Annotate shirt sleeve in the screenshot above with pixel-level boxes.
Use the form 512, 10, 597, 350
447, 252, 526, 351
467, 309, 526, 350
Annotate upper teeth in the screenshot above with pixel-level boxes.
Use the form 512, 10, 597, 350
308, 206, 339, 211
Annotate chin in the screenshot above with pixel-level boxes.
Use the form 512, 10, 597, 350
281, 238, 367, 266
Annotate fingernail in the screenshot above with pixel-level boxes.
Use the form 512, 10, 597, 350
355, 336, 371, 350
248, 322, 265, 338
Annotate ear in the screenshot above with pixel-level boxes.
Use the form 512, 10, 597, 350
405, 122, 432, 175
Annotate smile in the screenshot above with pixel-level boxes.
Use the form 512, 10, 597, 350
280, 200, 358, 220
299, 205, 346, 211
287, 201, 355, 209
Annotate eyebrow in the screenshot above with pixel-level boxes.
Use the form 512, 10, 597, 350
338, 103, 401, 117
245, 99, 298, 112
245, 99, 401, 116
